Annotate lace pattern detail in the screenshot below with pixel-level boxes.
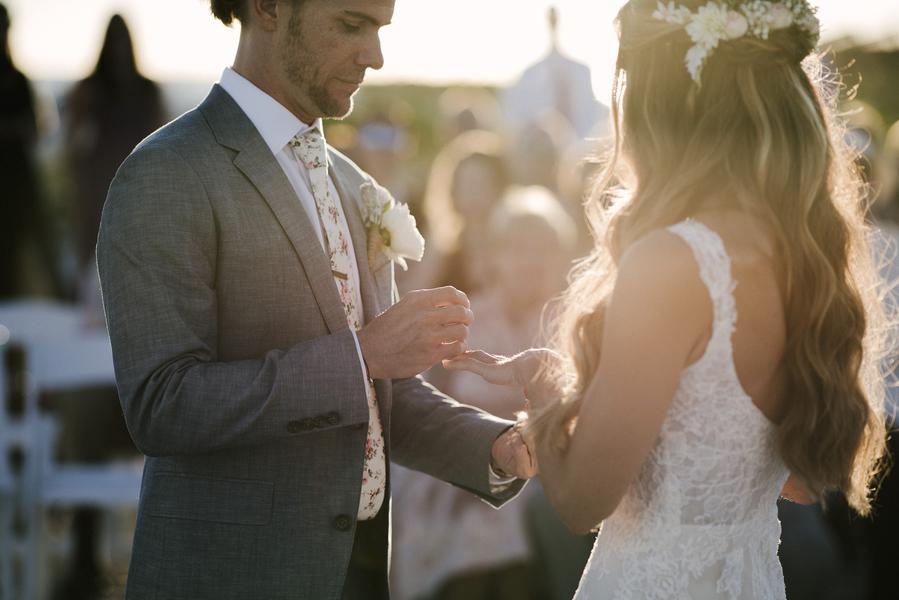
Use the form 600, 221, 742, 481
575, 220, 790, 599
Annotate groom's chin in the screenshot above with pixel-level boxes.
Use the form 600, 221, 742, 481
318, 94, 355, 122
316, 81, 359, 120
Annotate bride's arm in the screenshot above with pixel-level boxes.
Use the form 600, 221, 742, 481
535, 231, 711, 534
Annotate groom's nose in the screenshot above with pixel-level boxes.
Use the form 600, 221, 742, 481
356, 33, 384, 71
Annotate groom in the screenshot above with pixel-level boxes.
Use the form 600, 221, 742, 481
96, 1, 533, 598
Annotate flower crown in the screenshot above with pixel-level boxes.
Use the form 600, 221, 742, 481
652, 0, 821, 84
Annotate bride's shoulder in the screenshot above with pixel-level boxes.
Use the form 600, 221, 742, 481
619, 226, 701, 278
613, 227, 710, 309
606, 227, 714, 354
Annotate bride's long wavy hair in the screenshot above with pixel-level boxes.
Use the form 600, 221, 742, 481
527, 0, 889, 514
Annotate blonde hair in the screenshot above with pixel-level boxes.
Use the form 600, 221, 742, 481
527, 0, 889, 515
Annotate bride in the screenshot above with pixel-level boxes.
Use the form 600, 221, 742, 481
445, 0, 889, 598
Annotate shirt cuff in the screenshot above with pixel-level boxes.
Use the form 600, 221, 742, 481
350, 329, 371, 384
488, 463, 518, 494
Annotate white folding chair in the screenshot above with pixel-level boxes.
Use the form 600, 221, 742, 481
0, 301, 142, 600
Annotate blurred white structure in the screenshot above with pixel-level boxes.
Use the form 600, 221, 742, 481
502, 6, 607, 140
0, 301, 141, 600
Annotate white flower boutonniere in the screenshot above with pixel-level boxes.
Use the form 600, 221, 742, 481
360, 181, 425, 271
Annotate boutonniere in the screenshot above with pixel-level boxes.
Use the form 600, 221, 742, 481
360, 181, 425, 271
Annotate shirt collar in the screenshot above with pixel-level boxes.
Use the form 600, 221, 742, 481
218, 67, 324, 156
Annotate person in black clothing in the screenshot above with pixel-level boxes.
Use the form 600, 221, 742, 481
55, 14, 164, 599
0, 2, 40, 298
65, 14, 165, 272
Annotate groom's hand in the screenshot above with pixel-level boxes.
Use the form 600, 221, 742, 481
358, 286, 473, 379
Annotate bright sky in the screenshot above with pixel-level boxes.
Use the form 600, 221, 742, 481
6, 0, 899, 102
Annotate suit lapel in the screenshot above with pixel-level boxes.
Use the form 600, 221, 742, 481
200, 86, 347, 334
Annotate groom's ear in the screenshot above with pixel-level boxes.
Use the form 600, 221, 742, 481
249, 0, 280, 32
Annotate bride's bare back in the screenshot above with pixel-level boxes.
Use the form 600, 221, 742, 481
687, 210, 788, 425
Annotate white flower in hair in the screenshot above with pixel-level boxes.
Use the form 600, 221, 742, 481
795, 10, 820, 38
652, 0, 821, 84
769, 3, 794, 29
685, 2, 730, 49
653, 1, 692, 25
724, 11, 749, 40
741, 0, 771, 39
685, 44, 711, 81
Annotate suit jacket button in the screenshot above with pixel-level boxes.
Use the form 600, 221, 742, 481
334, 514, 353, 531
326, 412, 341, 426
287, 421, 302, 434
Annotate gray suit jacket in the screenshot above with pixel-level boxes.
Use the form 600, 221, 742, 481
97, 85, 524, 600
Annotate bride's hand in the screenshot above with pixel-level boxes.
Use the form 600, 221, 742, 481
443, 348, 564, 410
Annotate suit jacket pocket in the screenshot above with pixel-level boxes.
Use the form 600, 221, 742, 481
144, 472, 274, 526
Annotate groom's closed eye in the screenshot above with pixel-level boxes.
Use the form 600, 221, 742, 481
341, 19, 362, 34
339, 9, 392, 31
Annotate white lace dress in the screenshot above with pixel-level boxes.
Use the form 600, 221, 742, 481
574, 220, 790, 600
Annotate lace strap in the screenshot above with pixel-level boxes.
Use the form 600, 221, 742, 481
667, 220, 738, 340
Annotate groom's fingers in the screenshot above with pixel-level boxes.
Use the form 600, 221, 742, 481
437, 340, 467, 361
430, 304, 473, 326
359, 286, 473, 378
426, 286, 471, 309
439, 324, 469, 343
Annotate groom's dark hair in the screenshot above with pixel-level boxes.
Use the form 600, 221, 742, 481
210, 0, 245, 25
210, 0, 306, 26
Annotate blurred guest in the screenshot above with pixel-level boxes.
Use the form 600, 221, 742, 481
797, 106, 899, 600
844, 100, 886, 193
862, 117, 899, 600
391, 187, 577, 600
502, 7, 607, 141
0, 2, 40, 298
437, 87, 502, 142
450, 186, 577, 417
55, 14, 159, 599
403, 130, 510, 296
349, 102, 421, 210
508, 111, 573, 194
777, 499, 860, 600
876, 121, 899, 225
65, 14, 165, 277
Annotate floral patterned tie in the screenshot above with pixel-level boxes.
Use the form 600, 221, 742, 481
289, 128, 386, 520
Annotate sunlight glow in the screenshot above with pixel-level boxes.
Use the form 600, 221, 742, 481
5, 0, 899, 104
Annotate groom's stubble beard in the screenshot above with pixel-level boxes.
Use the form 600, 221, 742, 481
281, 10, 356, 121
